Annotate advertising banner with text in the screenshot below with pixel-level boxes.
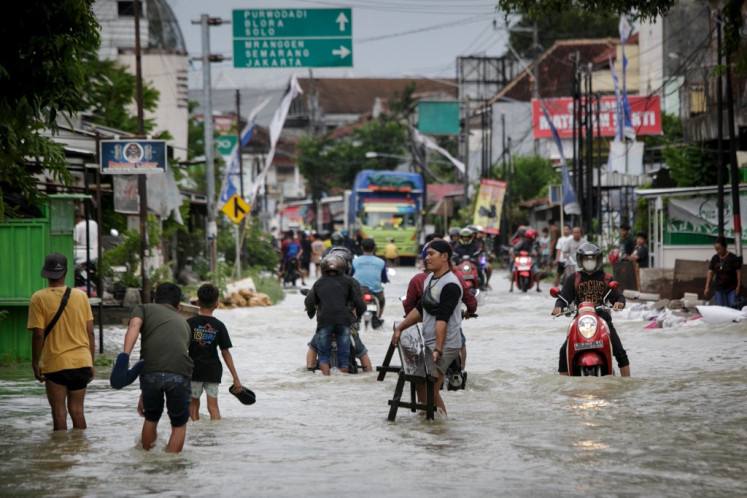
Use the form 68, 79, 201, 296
532, 96, 662, 139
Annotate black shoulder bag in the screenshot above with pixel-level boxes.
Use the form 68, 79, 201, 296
44, 287, 72, 340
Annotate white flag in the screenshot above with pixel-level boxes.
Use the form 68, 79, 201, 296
249, 75, 303, 204
412, 128, 465, 174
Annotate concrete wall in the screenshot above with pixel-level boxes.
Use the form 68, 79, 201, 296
659, 245, 713, 268
117, 53, 189, 160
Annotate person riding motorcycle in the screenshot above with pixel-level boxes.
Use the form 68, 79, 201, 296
324, 233, 354, 275
304, 253, 368, 374
351, 238, 388, 328
279, 231, 304, 285
452, 227, 487, 288
552, 243, 630, 377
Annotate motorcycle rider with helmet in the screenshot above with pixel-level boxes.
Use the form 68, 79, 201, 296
304, 253, 366, 375
551, 243, 630, 377
453, 227, 487, 289
324, 232, 354, 275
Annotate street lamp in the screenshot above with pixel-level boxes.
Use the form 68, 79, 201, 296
365, 151, 407, 160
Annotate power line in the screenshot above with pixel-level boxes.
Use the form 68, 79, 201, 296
357, 15, 486, 43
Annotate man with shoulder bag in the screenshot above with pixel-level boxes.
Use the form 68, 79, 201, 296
27, 253, 95, 431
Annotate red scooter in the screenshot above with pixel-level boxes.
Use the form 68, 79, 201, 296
550, 281, 618, 376
453, 255, 479, 295
511, 250, 539, 293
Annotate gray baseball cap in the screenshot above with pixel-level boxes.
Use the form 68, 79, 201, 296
41, 253, 67, 280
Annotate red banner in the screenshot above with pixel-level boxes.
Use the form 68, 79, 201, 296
532, 96, 662, 139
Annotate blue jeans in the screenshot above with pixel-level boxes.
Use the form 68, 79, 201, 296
317, 325, 351, 369
713, 289, 737, 308
140, 372, 191, 427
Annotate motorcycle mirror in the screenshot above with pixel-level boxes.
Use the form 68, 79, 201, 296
608, 281, 619, 290
110, 229, 119, 237
549, 287, 560, 298
387, 268, 397, 277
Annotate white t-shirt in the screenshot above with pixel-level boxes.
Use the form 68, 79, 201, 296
561, 236, 588, 268
555, 235, 571, 263
74, 219, 99, 263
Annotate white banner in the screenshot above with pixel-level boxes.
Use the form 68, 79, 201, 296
249, 75, 303, 205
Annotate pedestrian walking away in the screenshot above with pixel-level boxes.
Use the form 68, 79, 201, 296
122, 283, 193, 453
188, 283, 244, 421
27, 253, 95, 431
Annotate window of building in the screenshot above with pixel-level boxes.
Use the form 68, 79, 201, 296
118, 1, 143, 17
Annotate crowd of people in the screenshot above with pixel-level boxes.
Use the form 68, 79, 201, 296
23, 222, 743, 451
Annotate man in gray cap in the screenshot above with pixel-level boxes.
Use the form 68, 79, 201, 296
27, 253, 95, 431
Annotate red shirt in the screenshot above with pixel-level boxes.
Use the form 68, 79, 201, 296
402, 271, 478, 316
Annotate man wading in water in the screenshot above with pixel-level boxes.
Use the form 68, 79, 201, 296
392, 240, 463, 417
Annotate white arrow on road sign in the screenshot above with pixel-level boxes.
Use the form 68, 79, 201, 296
336, 12, 348, 31
332, 46, 351, 59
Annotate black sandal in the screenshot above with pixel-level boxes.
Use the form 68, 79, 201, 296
229, 385, 256, 405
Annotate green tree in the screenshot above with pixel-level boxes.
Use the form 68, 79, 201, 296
495, 155, 559, 226
497, 0, 675, 20
0, 0, 100, 218
81, 57, 161, 134
509, 9, 619, 59
644, 114, 714, 187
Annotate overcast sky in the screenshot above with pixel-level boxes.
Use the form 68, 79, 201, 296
167, 0, 510, 90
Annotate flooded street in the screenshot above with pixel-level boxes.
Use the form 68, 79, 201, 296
1, 267, 746, 497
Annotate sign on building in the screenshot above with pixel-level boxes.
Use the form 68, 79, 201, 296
417, 101, 460, 135
473, 179, 506, 235
232, 8, 352, 68
100, 139, 168, 174
531, 96, 662, 139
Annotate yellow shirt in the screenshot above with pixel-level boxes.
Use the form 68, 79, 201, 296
385, 243, 399, 259
27, 287, 93, 374
323, 239, 332, 249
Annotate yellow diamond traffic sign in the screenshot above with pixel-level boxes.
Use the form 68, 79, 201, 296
221, 194, 250, 224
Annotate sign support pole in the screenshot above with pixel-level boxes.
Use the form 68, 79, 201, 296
200, 14, 217, 274
133, 0, 149, 303
235, 89, 243, 279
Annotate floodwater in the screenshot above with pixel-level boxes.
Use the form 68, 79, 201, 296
1, 268, 746, 497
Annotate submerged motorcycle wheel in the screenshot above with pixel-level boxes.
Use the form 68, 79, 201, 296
519, 276, 530, 293
580, 365, 603, 377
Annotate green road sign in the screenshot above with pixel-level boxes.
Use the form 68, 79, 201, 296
232, 8, 352, 69
216, 135, 238, 157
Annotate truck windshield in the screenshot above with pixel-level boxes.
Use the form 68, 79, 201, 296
362, 212, 415, 229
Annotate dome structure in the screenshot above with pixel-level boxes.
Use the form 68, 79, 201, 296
146, 0, 187, 54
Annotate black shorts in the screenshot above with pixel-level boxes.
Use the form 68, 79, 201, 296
45, 367, 93, 391
557, 262, 566, 276
140, 372, 191, 427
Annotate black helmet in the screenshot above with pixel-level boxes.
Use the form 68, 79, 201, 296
330, 232, 343, 246
320, 254, 345, 275
327, 246, 354, 274
577, 243, 603, 274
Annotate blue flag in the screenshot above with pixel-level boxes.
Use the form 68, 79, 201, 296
541, 106, 581, 215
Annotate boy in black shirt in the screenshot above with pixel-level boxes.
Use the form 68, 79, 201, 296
188, 284, 242, 420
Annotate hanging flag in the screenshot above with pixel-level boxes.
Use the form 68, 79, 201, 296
248, 75, 303, 206
540, 105, 581, 215
619, 15, 635, 140
412, 128, 465, 174
609, 57, 624, 142
218, 97, 271, 208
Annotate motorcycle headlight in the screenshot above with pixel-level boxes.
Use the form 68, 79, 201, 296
462, 265, 470, 272
577, 316, 598, 339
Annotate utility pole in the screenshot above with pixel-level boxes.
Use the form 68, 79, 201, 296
192, 15, 228, 274
532, 21, 540, 155
133, 0, 149, 303
725, 39, 742, 258
585, 63, 594, 236
715, 11, 725, 237
235, 89, 243, 279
